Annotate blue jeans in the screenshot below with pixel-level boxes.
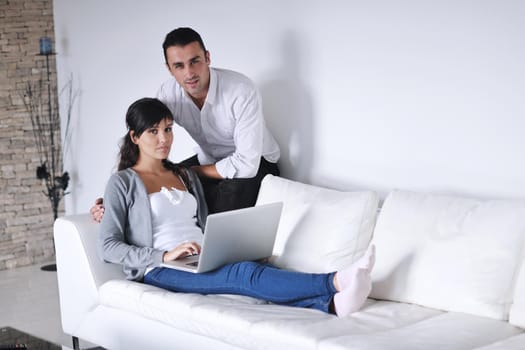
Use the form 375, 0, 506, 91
144, 261, 337, 313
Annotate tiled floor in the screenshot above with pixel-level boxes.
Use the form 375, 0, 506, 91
0, 261, 96, 349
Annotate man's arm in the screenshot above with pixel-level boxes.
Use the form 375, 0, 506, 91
191, 164, 223, 180
214, 88, 264, 179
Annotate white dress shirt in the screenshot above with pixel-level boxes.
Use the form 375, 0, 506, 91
157, 68, 280, 179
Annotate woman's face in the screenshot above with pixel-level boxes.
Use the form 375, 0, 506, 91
131, 117, 173, 162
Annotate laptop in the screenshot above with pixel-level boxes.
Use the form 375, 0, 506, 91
161, 202, 283, 273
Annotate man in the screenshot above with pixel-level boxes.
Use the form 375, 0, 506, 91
91, 27, 280, 220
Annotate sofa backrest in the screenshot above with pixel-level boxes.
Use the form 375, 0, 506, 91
370, 190, 525, 321
256, 175, 379, 273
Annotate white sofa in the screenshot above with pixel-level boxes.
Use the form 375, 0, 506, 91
54, 175, 525, 350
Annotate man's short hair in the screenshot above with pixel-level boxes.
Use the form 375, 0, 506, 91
162, 27, 207, 63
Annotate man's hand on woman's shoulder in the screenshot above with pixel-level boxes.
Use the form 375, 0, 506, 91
90, 197, 105, 223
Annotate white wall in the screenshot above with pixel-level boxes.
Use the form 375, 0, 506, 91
53, 0, 525, 214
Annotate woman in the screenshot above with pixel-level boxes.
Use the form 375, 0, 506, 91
98, 97, 375, 317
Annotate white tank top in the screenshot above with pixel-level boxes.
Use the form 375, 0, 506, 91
149, 186, 203, 252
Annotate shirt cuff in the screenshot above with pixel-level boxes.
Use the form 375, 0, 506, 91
215, 157, 237, 179
152, 249, 166, 266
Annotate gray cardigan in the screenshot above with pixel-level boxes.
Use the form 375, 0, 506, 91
97, 166, 208, 281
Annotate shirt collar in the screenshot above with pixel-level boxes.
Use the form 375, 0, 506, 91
205, 67, 217, 106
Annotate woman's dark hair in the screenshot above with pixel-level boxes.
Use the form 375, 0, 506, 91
118, 97, 174, 171
162, 27, 207, 64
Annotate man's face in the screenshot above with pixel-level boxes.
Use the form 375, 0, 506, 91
165, 41, 211, 102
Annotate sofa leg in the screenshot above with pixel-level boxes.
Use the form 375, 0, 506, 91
72, 336, 80, 350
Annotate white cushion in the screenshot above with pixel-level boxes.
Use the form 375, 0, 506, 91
99, 280, 522, 350
474, 333, 525, 350
370, 190, 525, 320
255, 175, 379, 273
509, 255, 525, 328
320, 312, 522, 350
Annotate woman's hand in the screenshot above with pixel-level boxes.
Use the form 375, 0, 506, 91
163, 242, 202, 262
90, 198, 104, 223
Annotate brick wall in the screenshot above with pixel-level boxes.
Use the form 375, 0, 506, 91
0, 0, 62, 270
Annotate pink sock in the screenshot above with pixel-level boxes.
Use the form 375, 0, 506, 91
334, 268, 372, 317
336, 244, 375, 291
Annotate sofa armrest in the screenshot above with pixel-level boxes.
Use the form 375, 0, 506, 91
54, 214, 124, 335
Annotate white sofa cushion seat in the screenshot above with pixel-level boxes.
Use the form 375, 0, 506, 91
509, 255, 525, 328
320, 312, 522, 350
370, 190, 525, 320
98, 280, 522, 350
475, 333, 525, 350
255, 175, 379, 273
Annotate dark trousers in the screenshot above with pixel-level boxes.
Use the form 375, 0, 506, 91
180, 156, 280, 214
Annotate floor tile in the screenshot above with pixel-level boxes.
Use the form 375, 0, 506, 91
0, 262, 96, 349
